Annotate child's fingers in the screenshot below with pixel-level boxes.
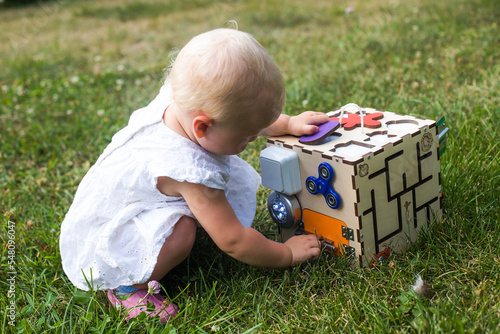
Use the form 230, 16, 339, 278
285, 234, 321, 264
301, 124, 319, 135
304, 111, 330, 122
290, 112, 330, 136
309, 111, 331, 123
305, 234, 321, 259
299, 111, 329, 125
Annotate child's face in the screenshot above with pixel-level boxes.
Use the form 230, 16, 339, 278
201, 110, 278, 155
202, 121, 264, 155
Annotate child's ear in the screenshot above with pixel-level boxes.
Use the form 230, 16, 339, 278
192, 114, 214, 138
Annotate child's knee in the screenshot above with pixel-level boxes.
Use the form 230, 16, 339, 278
175, 216, 197, 246
177, 216, 196, 233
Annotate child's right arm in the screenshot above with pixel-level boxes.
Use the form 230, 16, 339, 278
157, 177, 320, 267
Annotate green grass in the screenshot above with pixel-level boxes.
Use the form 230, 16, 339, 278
1, 0, 499, 332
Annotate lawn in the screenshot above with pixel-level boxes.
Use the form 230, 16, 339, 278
1, 0, 499, 332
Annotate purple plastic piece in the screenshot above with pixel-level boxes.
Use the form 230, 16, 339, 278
299, 120, 340, 144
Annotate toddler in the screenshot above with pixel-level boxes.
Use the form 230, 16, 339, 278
60, 28, 329, 323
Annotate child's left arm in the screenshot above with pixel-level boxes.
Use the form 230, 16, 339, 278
259, 111, 330, 137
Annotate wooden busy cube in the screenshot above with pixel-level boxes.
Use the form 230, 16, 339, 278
260, 105, 447, 266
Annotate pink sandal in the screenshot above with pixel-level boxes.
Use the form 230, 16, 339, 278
107, 281, 178, 323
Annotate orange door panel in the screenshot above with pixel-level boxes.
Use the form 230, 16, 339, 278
303, 209, 349, 255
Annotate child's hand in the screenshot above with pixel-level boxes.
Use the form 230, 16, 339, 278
284, 234, 321, 265
259, 111, 330, 137
287, 111, 330, 136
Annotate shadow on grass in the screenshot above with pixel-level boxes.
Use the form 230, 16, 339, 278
1, 0, 53, 9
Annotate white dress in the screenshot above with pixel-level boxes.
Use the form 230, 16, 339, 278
59, 84, 261, 291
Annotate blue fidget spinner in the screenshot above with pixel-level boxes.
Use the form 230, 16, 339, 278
305, 162, 341, 209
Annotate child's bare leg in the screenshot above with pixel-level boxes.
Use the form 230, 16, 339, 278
132, 216, 196, 289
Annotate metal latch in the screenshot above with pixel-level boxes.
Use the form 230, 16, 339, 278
342, 245, 356, 258
342, 226, 355, 241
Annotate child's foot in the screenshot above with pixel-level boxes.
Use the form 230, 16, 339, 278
107, 282, 178, 323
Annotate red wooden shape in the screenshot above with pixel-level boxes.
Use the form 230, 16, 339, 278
331, 112, 384, 130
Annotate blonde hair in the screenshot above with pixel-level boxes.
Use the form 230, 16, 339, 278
166, 28, 285, 127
